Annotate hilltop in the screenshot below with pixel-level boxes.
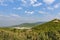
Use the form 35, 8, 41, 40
32, 19, 60, 31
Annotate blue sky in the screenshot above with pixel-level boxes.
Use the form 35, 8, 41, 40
0, 0, 60, 26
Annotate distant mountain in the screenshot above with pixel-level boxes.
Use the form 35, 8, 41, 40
11, 22, 45, 27
32, 19, 60, 31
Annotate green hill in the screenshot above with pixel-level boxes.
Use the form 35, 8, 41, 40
0, 19, 60, 40
32, 19, 60, 31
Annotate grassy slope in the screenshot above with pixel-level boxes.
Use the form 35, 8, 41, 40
0, 19, 60, 40
32, 19, 60, 32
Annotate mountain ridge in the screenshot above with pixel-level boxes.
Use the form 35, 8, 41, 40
9, 22, 45, 27
32, 19, 60, 31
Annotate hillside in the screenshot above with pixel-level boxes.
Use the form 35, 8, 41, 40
32, 19, 60, 31
0, 19, 60, 40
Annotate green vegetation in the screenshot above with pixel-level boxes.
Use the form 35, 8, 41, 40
10, 22, 44, 27
32, 19, 60, 31
0, 19, 60, 40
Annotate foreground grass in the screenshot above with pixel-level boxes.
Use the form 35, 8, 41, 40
0, 28, 60, 40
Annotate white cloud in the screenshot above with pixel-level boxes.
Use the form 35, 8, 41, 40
21, 0, 42, 7
13, 7, 22, 10
0, 3, 7, 6
47, 7, 54, 10
54, 3, 60, 9
2, 14, 21, 19
25, 11, 34, 14
55, 13, 60, 19
43, 7, 53, 11
0, 14, 22, 26
33, 3, 42, 7
0, 14, 42, 26
0, 14, 20, 18
43, 0, 55, 4
0, 0, 8, 6
0, 0, 15, 6
39, 11, 48, 14
39, 11, 45, 14
30, 0, 42, 7
30, 0, 37, 5
0, 0, 4, 3
21, 0, 26, 3
10, 14, 20, 17
8, 0, 14, 3
0, 13, 56, 27
46, 3, 60, 10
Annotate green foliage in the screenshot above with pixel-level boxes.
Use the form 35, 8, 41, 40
0, 19, 60, 40
11, 22, 44, 27
32, 19, 60, 31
